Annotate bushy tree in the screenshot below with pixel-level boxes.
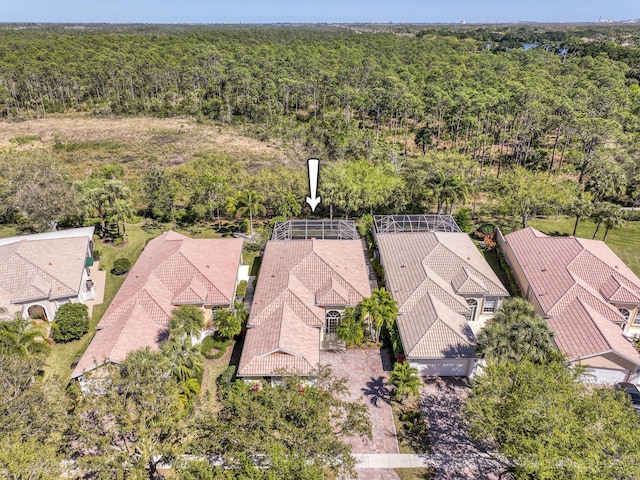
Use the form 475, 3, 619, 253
465, 360, 640, 479
51, 303, 90, 343
67, 348, 187, 478
188, 365, 370, 479
0, 351, 65, 479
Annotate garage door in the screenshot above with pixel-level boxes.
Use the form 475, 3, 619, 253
411, 359, 473, 377
582, 367, 627, 384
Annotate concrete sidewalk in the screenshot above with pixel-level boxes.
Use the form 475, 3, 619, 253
354, 453, 510, 470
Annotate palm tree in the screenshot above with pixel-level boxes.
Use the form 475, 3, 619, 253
336, 307, 364, 346
476, 298, 561, 364
168, 305, 205, 340
388, 361, 421, 403
212, 308, 241, 339
492, 297, 536, 326
591, 202, 617, 240
569, 197, 593, 236
162, 338, 204, 382
442, 175, 471, 214
602, 205, 625, 242
0, 313, 50, 358
509, 317, 562, 364
360, 288, 398, 343
227, 190, 266, 238
110, 198, 134, 243
232, 300, 248, 325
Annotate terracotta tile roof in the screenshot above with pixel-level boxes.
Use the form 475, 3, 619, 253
504, 227, 640, 365
376, 232, 508, 360
238, 239, 371, 377
72, 232, 242, 378
0, 231, 91, 309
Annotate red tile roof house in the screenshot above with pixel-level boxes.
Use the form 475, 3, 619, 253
238, 234, 372, 381
498, 227, 640, 384
373, 215, 509, 377
72, 231, 243, 381
0, 227, 98, 322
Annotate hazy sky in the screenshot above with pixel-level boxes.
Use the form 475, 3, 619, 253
0, 0, 638, 24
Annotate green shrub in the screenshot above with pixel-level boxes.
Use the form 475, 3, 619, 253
478, 223, 496, 235
201, 335, 233, 359
236, 280, 248, 298
111, 257, 131, 275
217, 365, 237, 387
51, 303, 90, 343
454, 208, 474, 233
92, 248, 102, 261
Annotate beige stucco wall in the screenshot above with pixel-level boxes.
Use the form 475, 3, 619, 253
576, 352, 637, 372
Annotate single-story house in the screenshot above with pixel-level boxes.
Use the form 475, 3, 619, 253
72, 231, 243, 380
238, 229, 372, 380
373, 215, 509, 377
498, 227, 640, 384
0, 227, 98, 321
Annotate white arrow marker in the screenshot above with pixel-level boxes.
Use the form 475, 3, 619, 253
305, 158, 321, 212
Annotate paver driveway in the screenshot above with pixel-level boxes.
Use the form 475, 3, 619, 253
321, 348, 400, 480
420, 377, 513, 480
321, 348, 399, 454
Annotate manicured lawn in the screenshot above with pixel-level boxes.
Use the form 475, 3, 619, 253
43, 220, 249, 380
528, 216, 640, 276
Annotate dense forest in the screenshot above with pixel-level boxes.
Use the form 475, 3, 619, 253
0, 24, 639, 234
2, 24, 640, 479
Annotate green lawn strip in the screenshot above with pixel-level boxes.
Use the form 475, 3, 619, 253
394, 468, 437, 480
528, 217, 640, 276
201, 355, 232, 412
44, 222, 164, 380
390, 398, 432, 455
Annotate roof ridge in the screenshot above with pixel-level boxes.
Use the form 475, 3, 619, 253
426, 242, 505, 294
575, 297, 614, 351
309, 248, 362, 295
16, 243, 81, 295
175, 251, 229, 303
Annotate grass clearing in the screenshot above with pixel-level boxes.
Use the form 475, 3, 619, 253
528, 216, 640, 276
0, 113, 291, 178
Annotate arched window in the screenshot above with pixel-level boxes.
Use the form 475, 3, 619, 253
465, 299, 478, 322
619, 307, 631, 321
325, 310, 342, 334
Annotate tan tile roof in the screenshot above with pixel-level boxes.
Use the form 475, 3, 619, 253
0, 233, 91, 307
72, 232, 242, 378
504, 227, 640, 365
376, 232, 508, 360
238, 239, 371, 377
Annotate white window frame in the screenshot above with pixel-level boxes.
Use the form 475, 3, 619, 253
465, 299, 478, 322
633, 309, 640, 326
619, 307, 631, 321
483, 298, 496, 314
325, 310, 342, 334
